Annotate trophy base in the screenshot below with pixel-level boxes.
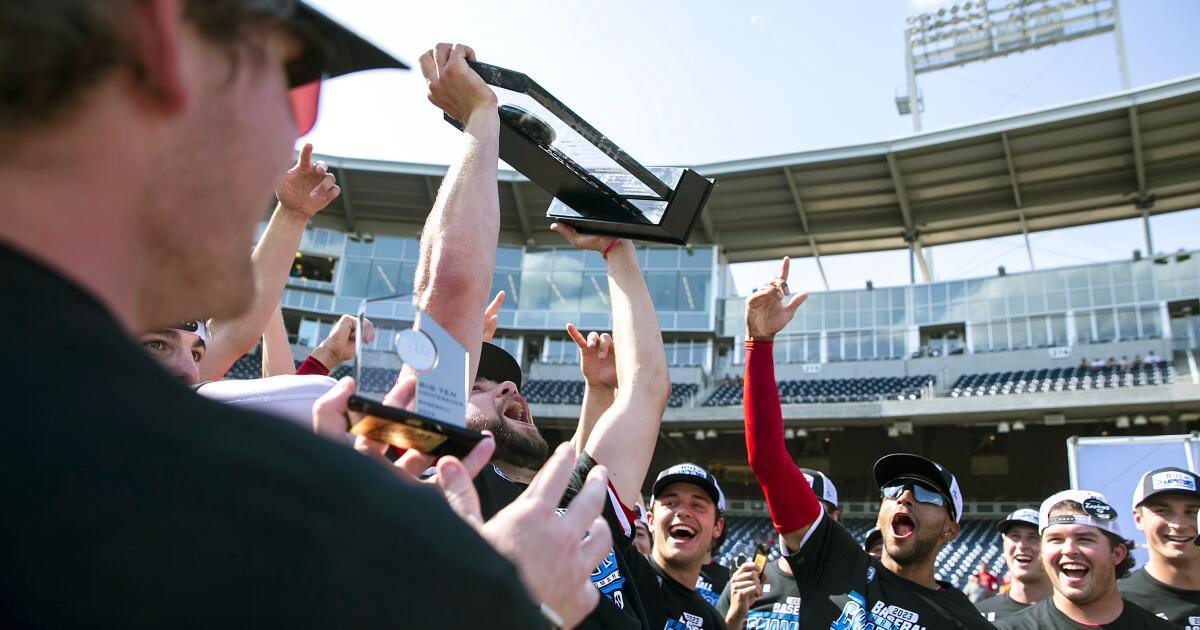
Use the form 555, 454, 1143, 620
547, 168, 713, 245
346, 395, 482, 458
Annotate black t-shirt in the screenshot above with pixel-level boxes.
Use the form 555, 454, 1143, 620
623, 546, 727, 630
1119, 568, 1200, 629
975, 591, 1034, 622
783, 513, 994, 629
994, 596, 1175, 629
0, 244, 543, 628
474, 457, 648, 629
717, 560, 802, 629
697, 562, 732, 609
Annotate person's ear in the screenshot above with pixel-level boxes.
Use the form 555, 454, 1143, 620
127, 0, 188, 113
831, 508, 842, 523
1112, 539, 1128, 566
944, 521, 960, 541
1132, 507, 1146, 532
713, 515, 725, 539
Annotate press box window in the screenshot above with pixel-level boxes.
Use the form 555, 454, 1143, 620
291, 253, 336, 283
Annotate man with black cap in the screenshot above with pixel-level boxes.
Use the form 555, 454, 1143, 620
1120, 467, 1200, 628
0, 2, 602, 625
740, 258, 992, 629
977, 509, 1051, 621
718, 467, 841, 629
996, 490, 1171, 628
619, 463, 728, 629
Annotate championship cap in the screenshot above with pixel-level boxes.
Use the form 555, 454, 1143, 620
801, 468, 839, 510
477, 342, 522, 388
169, 320, 210, 342
997, 508, 1040, 535
1132, 467, 1200, 510
873, 453, 963, 523
1039, 489, 1122, 536
652, 463, 726, 512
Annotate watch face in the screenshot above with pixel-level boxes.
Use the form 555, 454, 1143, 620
1082, 497, 1117, 521
395, 329, 437, 372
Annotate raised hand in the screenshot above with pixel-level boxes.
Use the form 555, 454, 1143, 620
566, 323, 616, 390
481, 443, 612, 629
417, 43, 497, 125
275, 143, 339, 218
550, 221, 622, 255
482, 291, 505, 343
311, 313, 374, 368
725, 561, 765, 628
745, 256, 807, 340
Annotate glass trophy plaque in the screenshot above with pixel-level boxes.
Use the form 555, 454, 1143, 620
345, 294, 482, 457
445, 61, 714, 245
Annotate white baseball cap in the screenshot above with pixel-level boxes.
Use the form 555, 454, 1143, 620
1039, 489, 1121, 537
801, 468, 838, 510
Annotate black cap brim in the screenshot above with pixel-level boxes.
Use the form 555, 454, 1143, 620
286, 2, 408, 87
478, 342, 522, 388
652, 474, 722, 511
997, 518, 1038, 535
874, 454, 945, 491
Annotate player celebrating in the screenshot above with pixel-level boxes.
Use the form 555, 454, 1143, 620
1120, 467, 1200, 627
996, 490, 1171, 629
977, 509, 1051, 621
741, 257, 992, 630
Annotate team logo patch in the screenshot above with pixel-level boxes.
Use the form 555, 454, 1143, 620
1082, 497, 1117, 520
1151, 471, 1197, 492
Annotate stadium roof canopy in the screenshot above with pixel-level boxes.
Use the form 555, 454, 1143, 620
312, 73, 1200, 264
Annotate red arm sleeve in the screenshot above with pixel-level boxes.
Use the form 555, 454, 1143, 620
743, 340, 821, 535
294, 355, 330, 376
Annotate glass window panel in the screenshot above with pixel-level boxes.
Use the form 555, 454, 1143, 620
843, 310, 859, 328
647, 248, 678, 269
492, 270, 522, 309
578, 271, 610, 312
1030, 316, 1048, 347
859, 332, 874, 360
524, 250, 554, 271
932, 303, 948, 323
365, 261, 401, 298
807, 336, 821, 361
519, 271, 552, 311
1133, 261, 1153, 283
858, 292, 873, 310
1111, 265, 1132, 284
947, 281, 964, 302
875, 310, 890, 327
1046, 292, 1067, 312
646, 272, 677, 311
1025, 292, 1046, 313
1011, 318, 1029, 349
1049, 315, 1067, 346
1075, 312, 1094, 344
1095, 309, 1116, 342
1140, 306, 1161, 338
827, 333, 843, 361
583, 250, 606, 270
915, 285, 930, 307
824, 310, 841, 330
1091, 286, 1112, 306
548, 270, 582, 311
681, 247, 713, 269
891, 287, 905, 308
373, 236, 404, 259
395, 262, 416, 295
932, 283, 947, 304
990, 298, 1007, 318
1089, 266, 1110, 285
345, 238, 373, 257
495, 245, 523, 268
1069, 289, 1091, 309
892, 308, 906, 326
969, 323, 988, 350
1008, 295, 1025, 316
339, 260, 370, 298
678, 273, 710, 312
1117, 307, 1137, 340
990, 321, 1009, 350
1067, 269, 1088, 289
1113, 285, 1134, 304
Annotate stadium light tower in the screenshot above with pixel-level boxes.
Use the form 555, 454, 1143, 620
899, 0, 1130, 132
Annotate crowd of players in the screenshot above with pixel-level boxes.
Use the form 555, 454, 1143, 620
4, 1, 1198, 628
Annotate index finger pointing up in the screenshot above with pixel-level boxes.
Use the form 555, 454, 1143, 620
297, 143, 313, 169
779, 256, 791, 282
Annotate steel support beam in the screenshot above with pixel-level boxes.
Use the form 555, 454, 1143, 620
809, 236, 830, 291
781, 167, 812, 233
887, 153, 928, 283
1000, 132, 1035, 269
335, 168, 359, 234
699, 208, 719, 243
1128, 107, 1148, 194
510, 183, 535, 245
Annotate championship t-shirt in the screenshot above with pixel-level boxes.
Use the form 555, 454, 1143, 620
783, 513, 994, 629
1119, 568, 1200, 629
717, 560, 802, 629
473, 457, 648, 629
697, 562, 732, 609
993, 596, 1175, 629
975, 591, 1034, 622
623, 547, 726, 630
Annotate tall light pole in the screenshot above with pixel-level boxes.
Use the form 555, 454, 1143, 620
898, 0, 1128, 132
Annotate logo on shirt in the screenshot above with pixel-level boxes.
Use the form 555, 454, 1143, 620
695, 576, 719, 607
558, 506, 627, 610
746, 597, 801, 630
1151, 471, 1197, 492
665, 611, 706, 629
831, 592, 927, 630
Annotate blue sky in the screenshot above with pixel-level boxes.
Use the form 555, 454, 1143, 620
304, 0, 1200, 295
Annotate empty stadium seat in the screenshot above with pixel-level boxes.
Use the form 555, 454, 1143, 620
523, 380, 700, 408
703, 376, 934, 407
949, 364, 1175, 398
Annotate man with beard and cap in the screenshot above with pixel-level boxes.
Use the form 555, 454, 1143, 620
996, 489, 1171, 629
977, 509, 1051, 621
739, 257, 993, 630
1120, 467, 1200, 628
718, 468, 842, 629
1, 1, 615, 625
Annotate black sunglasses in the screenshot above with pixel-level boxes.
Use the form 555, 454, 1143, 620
880, 477, 950, 513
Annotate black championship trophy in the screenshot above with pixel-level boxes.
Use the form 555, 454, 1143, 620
345, 294, 482, 457
445, 61, 714, 245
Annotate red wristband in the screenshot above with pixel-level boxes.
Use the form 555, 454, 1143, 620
601, 238, 623, 259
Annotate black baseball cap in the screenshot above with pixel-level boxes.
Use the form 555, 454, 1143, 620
996, 508, 1040, 535
873, 453, 963, 523
801, 468, 839, 510
1132, 467, 1200, 510
286, 2, 409, 87
477, 342, 522, 388
863, 527, 882, 552
651, 463, 726, 512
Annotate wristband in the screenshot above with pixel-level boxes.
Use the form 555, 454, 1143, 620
539, 602, 564, 629
601, 238, 623, 259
